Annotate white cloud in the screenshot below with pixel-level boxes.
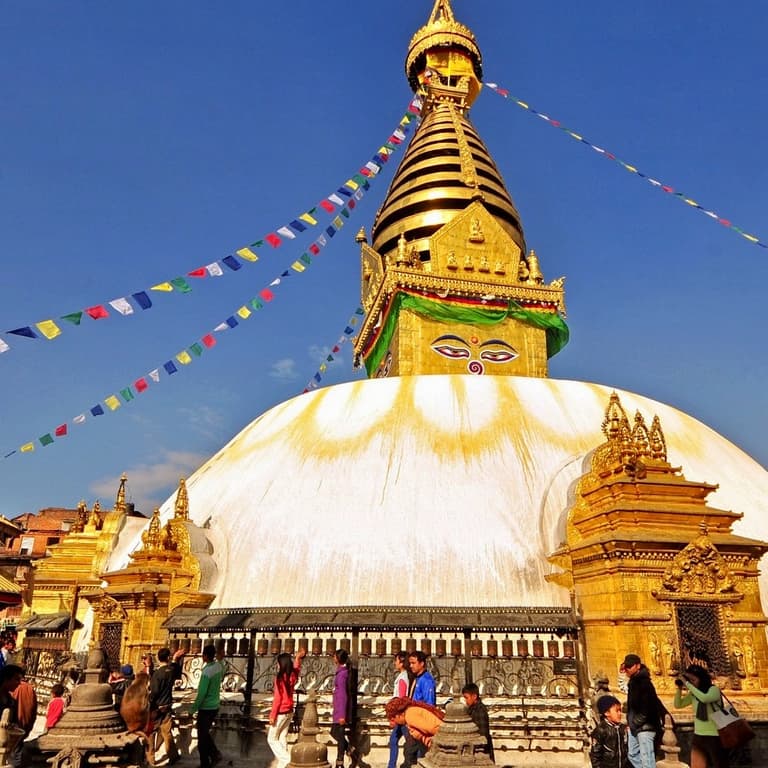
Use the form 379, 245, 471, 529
175, 404, 227, 441
269, 358, 299, 380
308, 344, 342, 366
89, 450, 207, 516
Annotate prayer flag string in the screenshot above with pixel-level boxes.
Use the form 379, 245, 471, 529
0, 98, 423, 356
485, 83, 767, 249
1, 102, 422, 459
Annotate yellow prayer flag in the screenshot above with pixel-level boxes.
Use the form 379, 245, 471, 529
20, 443, 35, 453
516, 101, 529, 109
104, 395, 121, 411
319, 363, 327, 372
151, 282, 174, 292
299, 212, 318, 226
743, 233, 759, 242
624, 164, 637, 173
345, 178, 359, 191
569, 132, 583, 141
176, 351, 192, 365
236, 247, 259, 262
333, 216, 343, 229
236, 306, 251, 319
291, 261, 306, 273
36, 319, 62, 340
684, 198, 698, 206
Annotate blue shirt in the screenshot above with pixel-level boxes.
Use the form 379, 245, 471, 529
411, 671, 436, 705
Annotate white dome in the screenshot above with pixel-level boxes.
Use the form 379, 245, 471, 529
120, 376, 768, 609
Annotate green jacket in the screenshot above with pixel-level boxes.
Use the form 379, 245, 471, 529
191, 660, 223, 712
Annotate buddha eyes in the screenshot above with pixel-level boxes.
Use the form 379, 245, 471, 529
479, 348, 518, 363
432, 344, 471, 359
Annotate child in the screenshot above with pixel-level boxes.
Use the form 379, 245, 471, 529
590, 694, 629, 768
45, 683, 66, 731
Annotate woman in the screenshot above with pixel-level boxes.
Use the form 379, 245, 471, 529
384, 697, 444, 750
673, 664, 729, 768
388, 653, 411, 768
331, 649, 350, 768
267, 647, 307, 768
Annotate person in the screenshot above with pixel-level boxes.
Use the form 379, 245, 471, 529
331, 649, 350, 768
10, 674, 36, 768
45, 683, 66, 732
0, 665, 23, 737
388, 652, 410, 768
111, 664, 133, 711
622, 653, 663, 768
149, 647, 186, 764
267, 646, 307, 768
461, 683, 494, 761
142, 653, 155, 678
403, 652, 436, 766
384, 697, 444, 750
589, 694, 629, 768
673, 665, 728, 768
189, 644, 223, 768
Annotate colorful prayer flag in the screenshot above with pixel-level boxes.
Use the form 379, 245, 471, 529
73, 414, 86, 425
8, 327, 38, 339
320, 200, 335, 213
132, 292, 152, 310
170, 277, 192, 293
104, 395, 121, 411
176, 351, 192, 365
299, 212, 318, 226
206, 263, 224, 277
222, 255, 242, 271
0, 337, 8, 354
328, 193, 345, 206
35, 320, 62, 340
276, 226, 296, 240
109, 297, 134, 315
236, 306, 251, 319
91, 404, 105, 416
236, 247, 259, 262
120, 387, 135, 402
266, 233, 282, 248
259, 289, 274, 302
20, 443, 34, 453
148, 369, 160, 383
135, 378, 149, 393
189, 342, 203, 357
202, 334, 216, 348
188, 267, 207, 278
86, 305, 110, 319
164, 361, 178, 375
55, 424, 67, 437
289, 220, 307, 233
309, 243, 320, 255
151, 283, 174, 292
39, 433, 54, 446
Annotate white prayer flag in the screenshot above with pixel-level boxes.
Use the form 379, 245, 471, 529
206, 262, 224, 277
109, 297, 134, 316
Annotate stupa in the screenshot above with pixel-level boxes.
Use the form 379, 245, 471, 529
97, 0, 768, 762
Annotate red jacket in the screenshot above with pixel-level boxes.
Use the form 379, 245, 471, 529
270, 661, 302, 722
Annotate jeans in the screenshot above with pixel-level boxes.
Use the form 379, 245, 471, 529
331, 723, 348, 765
388, 723, 406, 768
628, 729, 655, 768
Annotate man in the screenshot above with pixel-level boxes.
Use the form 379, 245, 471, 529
0, 666, 24, 767
461, 683, 494, 761
189, 645, 222, 768
622, 653, 662, 768
150, 647, 186, 764
403, 652, 436, 766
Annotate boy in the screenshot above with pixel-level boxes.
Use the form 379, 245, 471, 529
590, 694, 629, 768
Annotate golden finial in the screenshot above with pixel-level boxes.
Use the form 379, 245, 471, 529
428, 0, 456, 24
114, 473, 128, 514
72, 500, 88, 533
174, 478, 190, 521
89, 500, 102, 529
601, 392, 627, 441
632, 411, 651, 458
619, 415, 636, 468
396, 233, 409, 266
142, 508, 163, 551
649, 415, 668, 461
527, 250, 544, 284
355, 226, 367, 244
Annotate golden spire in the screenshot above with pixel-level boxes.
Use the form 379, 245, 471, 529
142, 508, 163, 551
72, 500, 88, 533
114, 472, 128, 514
174, 478, 190, 521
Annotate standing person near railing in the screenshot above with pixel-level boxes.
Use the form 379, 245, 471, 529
267, 646, 307, 768
673, 665, 728, 768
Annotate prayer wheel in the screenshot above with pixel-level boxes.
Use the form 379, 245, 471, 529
532, 637, 544, 658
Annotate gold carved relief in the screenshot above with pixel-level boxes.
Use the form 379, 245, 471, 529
661, 533, 736, 596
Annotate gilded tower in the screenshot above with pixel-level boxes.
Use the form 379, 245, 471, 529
354, 0, 568, 378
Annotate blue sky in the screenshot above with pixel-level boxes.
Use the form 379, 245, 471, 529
2, 1, 767, 517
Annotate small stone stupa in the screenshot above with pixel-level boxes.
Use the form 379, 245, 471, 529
420, 699, 494, 768
288, 691, 330, 768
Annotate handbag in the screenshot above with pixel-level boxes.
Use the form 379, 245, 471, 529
711, 693, 755, 750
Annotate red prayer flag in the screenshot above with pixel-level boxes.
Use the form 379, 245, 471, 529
265, 233, 282, 248
135, 378, 149, 393
309, 244, 320, 255
319, 200, 335, 213
202, 334, 216, 348
332, 345, 341, 353
259, 288, 275, 302
86, 305, 109, 320
55, 424, 67, 437
188, 267, 207, 278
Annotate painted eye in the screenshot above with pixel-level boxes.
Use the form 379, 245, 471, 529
431, 344, 471, 359
479, 348, 518, 363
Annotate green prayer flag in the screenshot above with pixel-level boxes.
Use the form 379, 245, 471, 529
120, 387, 135, 402
300, 253, 312, 265
39, 433, 54, 446
61, 312, 83, 326
189, 342, 203, 357
170, 277, 192, 293
250, 298, 264, 311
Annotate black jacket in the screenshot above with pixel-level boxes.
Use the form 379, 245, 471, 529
590, 718, 629, 768
626, 665, 663, 736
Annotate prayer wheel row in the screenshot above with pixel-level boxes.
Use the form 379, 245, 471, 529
170, 635, 575, 659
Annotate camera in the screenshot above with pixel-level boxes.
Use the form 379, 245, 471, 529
674, 678, 685, 688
